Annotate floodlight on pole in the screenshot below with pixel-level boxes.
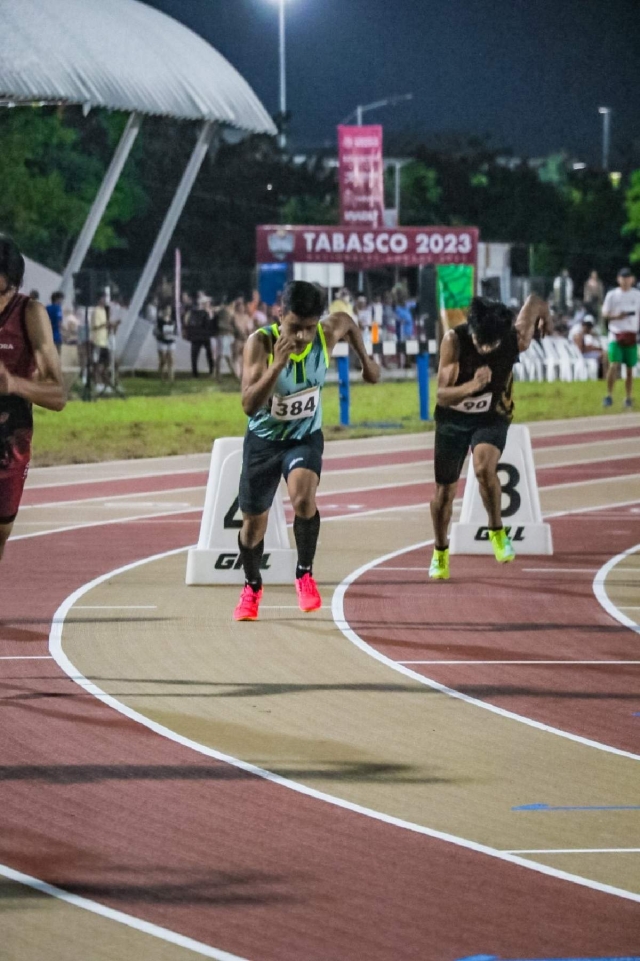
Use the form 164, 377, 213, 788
267, 0, 290, 149
598, 106, 611, 171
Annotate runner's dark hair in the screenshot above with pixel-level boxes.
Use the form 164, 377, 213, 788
467, 296, 514, 345
0, 236, 25, 289
282, 281, 326, 320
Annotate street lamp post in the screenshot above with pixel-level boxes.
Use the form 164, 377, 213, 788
342, 93, 413, 128
598, 106, 611, 171
277, 0, 286, 149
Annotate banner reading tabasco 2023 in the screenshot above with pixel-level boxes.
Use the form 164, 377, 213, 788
256, 225, 478, 268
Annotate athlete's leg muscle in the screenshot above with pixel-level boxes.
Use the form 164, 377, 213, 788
287, 467, 319, 519
430, 482, 457, 549
607, 361, 620, 396
240, 511, 269, 548
0, 521, 14, 562
473, 443, 502, 528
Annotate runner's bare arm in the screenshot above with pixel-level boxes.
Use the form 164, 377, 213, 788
240, 329, 298, 416
514, 294, 549, 352
323, 311, 380, 383
0, 301, 66, 411
436, 330, 491, 406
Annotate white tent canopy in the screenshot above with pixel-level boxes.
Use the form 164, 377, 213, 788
0, 0, 277, 357
0, 0, 275, 133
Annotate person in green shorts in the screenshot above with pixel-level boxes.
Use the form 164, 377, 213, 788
233, 281, 380, 621
602, 267, 640, 409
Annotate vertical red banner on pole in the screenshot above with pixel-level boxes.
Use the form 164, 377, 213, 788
174, 247, 182, 335
338, 125, 385, 229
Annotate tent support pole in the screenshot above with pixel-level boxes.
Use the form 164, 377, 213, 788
61, 112, 142, 301
118, 120, 217, 360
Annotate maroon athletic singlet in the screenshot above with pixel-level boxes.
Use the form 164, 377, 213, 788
0, 293, 35, 523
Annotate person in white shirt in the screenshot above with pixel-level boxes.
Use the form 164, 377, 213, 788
569, 315, 605, 376
602, 267, 640, 408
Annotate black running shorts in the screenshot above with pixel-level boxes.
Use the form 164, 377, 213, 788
239, 429, 324, 516
434, 417, 509, 486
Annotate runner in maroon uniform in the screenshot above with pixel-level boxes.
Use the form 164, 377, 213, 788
0, 238, 66, 560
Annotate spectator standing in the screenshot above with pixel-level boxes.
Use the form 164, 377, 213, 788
214, 302, 238, 380
602, 267, 640, 408
46, 291, 64, 354
232, 297, 252, 377
154, 303, 177, 382
330, 287, 355, 318
583, 270, 604, 319
185, 297, 214, 378
553, 269, 574, 313
90, 292, 111, 390
356, 294, 373, 353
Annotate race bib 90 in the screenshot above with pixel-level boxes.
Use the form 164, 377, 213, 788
271, 386, 320, 421
450, 391, 492, 414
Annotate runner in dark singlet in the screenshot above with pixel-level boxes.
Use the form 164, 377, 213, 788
0, 238, 66, 561
429, 294, 548, 579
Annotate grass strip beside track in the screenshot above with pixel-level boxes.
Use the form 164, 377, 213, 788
32, 378, 629, 466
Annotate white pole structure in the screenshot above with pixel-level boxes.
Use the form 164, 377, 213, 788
119, 120, 217, 358
278, 0, 287, 149
599, 106, 611, 171
60, 111, 142, 301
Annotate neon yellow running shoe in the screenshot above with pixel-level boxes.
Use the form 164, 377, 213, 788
488, 528, 515, 563
429, 548, 450, 580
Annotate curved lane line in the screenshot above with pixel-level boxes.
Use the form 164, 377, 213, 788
331, 533, 640, 765
593, 543, 640, 635
46, 545, 640, 905
0, 863, 248, 960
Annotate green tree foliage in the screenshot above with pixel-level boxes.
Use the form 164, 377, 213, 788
0, 107, 146, 271
623, 169, 640, 265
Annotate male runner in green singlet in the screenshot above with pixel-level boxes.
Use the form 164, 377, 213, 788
429, 294, 548, 580
234, 281, 380, 621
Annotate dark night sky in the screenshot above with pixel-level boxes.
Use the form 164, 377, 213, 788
142, 0, 640, 164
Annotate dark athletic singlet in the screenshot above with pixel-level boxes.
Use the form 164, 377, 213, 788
435, 322, 520, 425
0, 293, 36, 471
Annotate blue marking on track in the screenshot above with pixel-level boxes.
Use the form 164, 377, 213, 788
456, 956, 640, 961
512, 802, 640, 812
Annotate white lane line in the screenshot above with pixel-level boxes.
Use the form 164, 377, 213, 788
19, 488, 201, 511
593, 544, 640, 637
505, 848, 640, 855
47, 527, 640, 908
0, 655, 53, 660
368, 566, 425, 571
26, 465, 209, 491
0, 863, 246, 960
11, 507, 201, 542
524, 567, 639, 574
73, 606, 158, 610
398, 660, 640, 665
332, 536, 640, 767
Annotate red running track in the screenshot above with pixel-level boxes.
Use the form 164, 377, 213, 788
343, 506, 640, 755
21, 424, 640, 507
2, 451, 640, 958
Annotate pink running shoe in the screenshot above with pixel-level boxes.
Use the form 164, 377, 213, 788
233, 584, 263, 621
296, 573, 322, 613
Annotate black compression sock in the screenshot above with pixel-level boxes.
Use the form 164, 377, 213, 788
238, 534, 264, 590
435, 544, 449, 552
294, 511, 320, 577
